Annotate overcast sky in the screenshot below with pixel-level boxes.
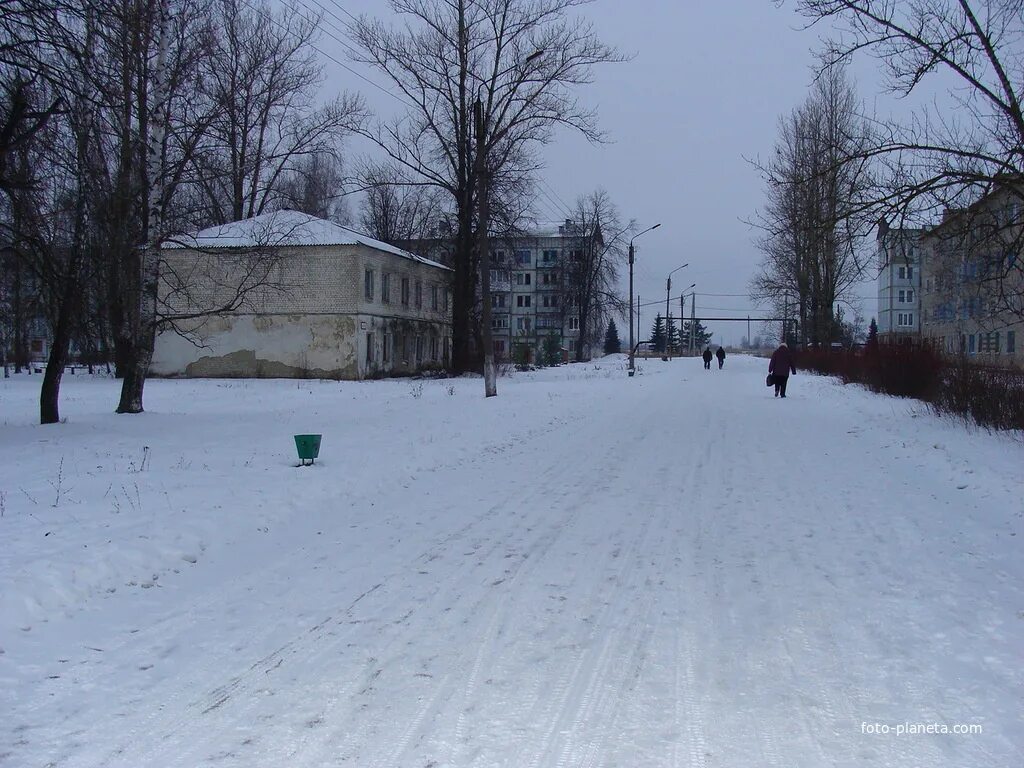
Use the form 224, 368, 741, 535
303, 0, 893, 345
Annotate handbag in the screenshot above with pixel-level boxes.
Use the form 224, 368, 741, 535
766, 373, 774, 387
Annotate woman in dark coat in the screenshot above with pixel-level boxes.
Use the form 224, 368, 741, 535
702, 347, 713, 369
768, 342, 797, 397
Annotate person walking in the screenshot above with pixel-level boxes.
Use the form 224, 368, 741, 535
702, 347, 713, 370
768, 342, 797, 398
715, 346, 726, 369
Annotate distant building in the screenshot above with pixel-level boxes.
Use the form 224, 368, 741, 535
0, 245, 50, 367
919, 185, 1023, 365
876, 223, 926, 341
153, 211, 452, 379
405, 219, 604, 364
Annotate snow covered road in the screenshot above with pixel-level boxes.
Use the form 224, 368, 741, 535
2, 355, 1022, 766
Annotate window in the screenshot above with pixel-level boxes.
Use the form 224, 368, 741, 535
517, 317, 532, 331
907, 265, 914, 280
925, 278, 932, 292
568, 339, 577, 352
542, 295, 560, 308
542, 249, 558, 264
401, 277, 410, 306
568, 317, 580, 330
443, 289, 449, 312
906, 289, 914, 303
896, 312, 914, 327
382, 273, 391, 303
430, 336, 439, 361
516, 295, 531, 307
542, 272, 557, 285
415, 280, 422, 309
979, 332, 1001, 354
494, 339, 506, 356
515, 272, 532, 286
366, 333, 374, 364
415, 335, 423, 361
1007, 330, 1016, 354
515, 249, 531, 265
364, 269, 375, 301
898, 289, 906, 303
491, 293, 506, 308
492, 316, 509, 330
897, 265, 914, 280
431, 284, 439, 310
968, 334, 976, 354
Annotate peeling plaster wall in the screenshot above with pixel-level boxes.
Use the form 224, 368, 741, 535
153, 314, 362, 379
153, 242, 452, 379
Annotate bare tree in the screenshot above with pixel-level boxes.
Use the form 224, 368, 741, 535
564, 188, 628, 361
789, 0, 1024, 320
193, 0, 363, 225
274, 150, 348, 223
358, 164, 444, 245
750, 66, 875, 345
350, 0, 624, 377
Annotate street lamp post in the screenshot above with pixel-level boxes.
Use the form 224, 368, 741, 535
664, 263, 688, 359
628, 223, 662, 376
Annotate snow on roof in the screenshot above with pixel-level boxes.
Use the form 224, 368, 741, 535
164, 210, 450, 270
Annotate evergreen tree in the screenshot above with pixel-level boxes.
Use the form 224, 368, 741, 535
603, 319, 621, 354
667, 316, 681, 353
542, 332, 563, 366
866, 317, 879, 352
650, 314, 666, 353
681, 319, 712, 351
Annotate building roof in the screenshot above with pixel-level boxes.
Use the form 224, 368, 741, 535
164, 210, 450, 270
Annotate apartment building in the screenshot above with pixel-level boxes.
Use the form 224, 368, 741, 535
490, 220, 597, 363
405, 220, 602, 364
919, 186, 1023, 365
876, 224, 925, 341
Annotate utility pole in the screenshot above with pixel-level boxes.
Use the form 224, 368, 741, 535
689, 291, 696, 355
474, 98, 496, 397
747, 315, 751, 348
627, 224, 661, 375
637, 294, 641, 362
783, 293, 789, 345
680, 296, 685, 354
664, 281, 671, 359
628, 243, 635, 375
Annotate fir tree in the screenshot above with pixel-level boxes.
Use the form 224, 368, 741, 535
603, 319, 621, 354
667, 316, 681, 353
866, 317, 879, 353
681, 319, 712, 351
542, 332, 563, 366
650, 314, 666, 353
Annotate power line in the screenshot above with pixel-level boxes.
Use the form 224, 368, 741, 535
252, 0, 414, 108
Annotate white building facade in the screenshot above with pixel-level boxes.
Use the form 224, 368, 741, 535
876, 225, 925, 340
153, 211, 452, 379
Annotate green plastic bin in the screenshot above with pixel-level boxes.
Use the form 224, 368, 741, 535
294, 434, 322, 466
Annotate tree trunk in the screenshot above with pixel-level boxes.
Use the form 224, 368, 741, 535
118, 0, 169, 414
40, 319, 72, 424
475, 101, 496, 397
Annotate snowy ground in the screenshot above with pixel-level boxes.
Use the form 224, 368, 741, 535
1, 355, 1022, 767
